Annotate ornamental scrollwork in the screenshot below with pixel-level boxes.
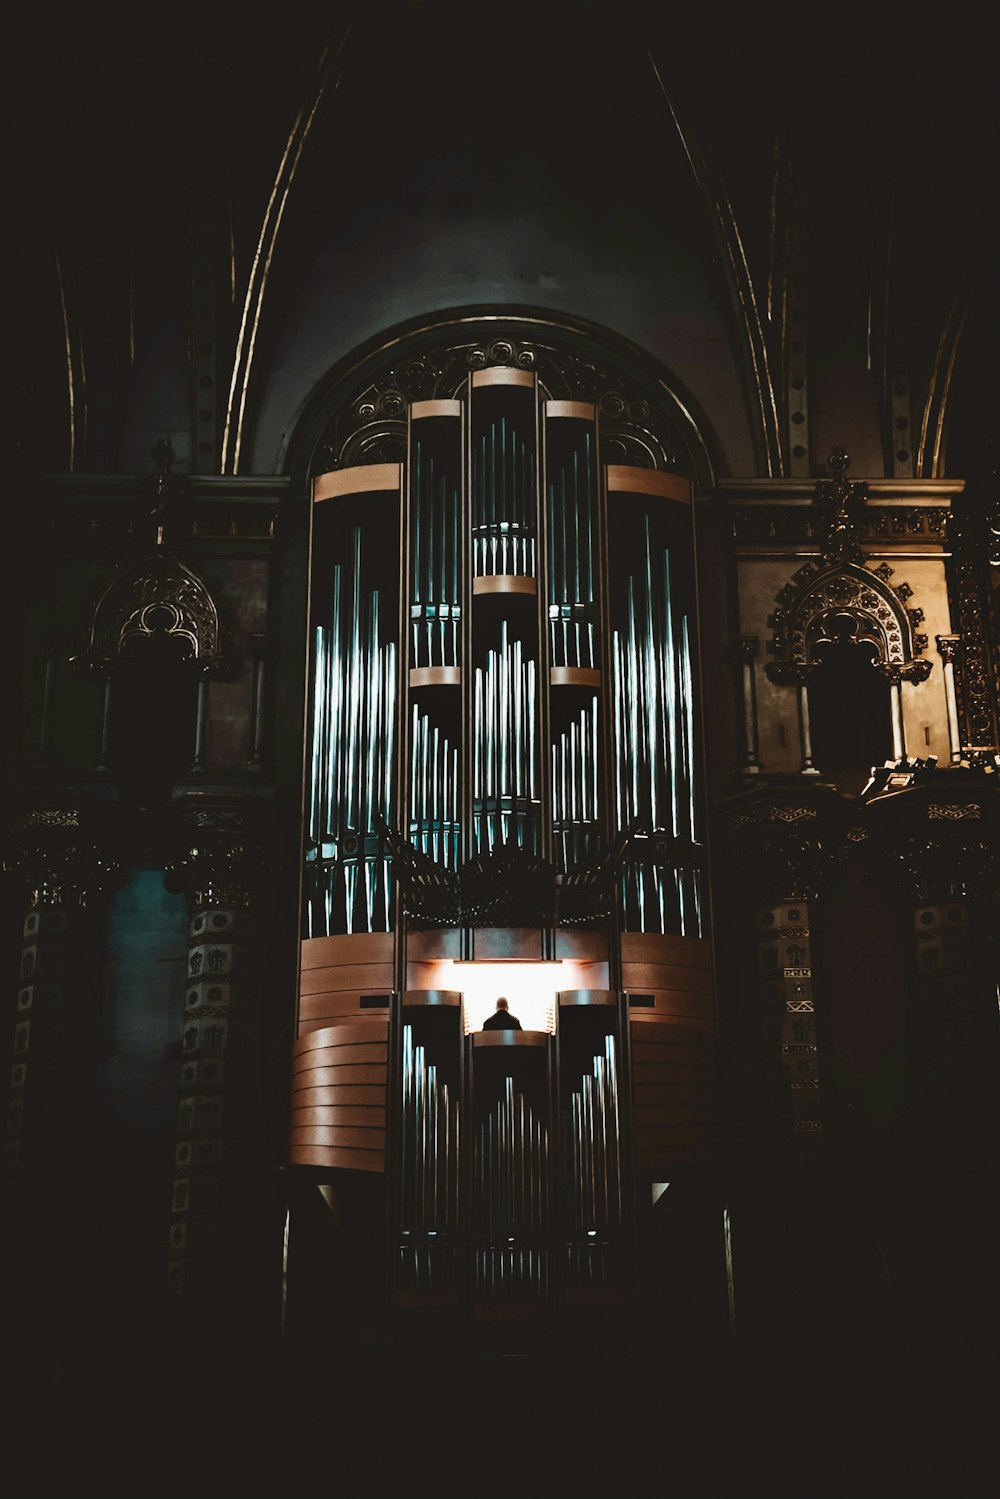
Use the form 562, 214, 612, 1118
312, 328, 688, 478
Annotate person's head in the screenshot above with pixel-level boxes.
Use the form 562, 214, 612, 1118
495, 997, 509, 1011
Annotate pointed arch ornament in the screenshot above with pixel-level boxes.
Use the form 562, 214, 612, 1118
765, 449, 932, 689
74, 553, 228, 679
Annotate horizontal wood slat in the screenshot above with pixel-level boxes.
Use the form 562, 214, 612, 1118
300, 934, 394, 970
633, 1063, 714, 1087
290, 1081, 386, 1105
621, 962, 714, 994
299, 990, 392, 1018
290, 1105, 387, 1128
292, 1042, 387, 1068
620, 933, 712, 968
288, 1125, 386, 1149
289, 1062, 387, 1087
288, 1144, 385, 1173
292, 1019, 389, 1053
300, 963, 394, 996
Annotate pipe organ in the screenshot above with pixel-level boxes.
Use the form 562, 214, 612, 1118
290, 369, 718, 1315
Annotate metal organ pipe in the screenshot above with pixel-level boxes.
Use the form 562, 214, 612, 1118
472, 620, 539, 853
306, 525, 398, 936
610, 519, 700, 936
475, 1071, 548, 1302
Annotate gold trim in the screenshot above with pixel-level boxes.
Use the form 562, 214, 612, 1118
55, 249, 76, 471
222, 25, 353, 474
470, 368, 535, 389
409, 666, 461, 689
410, 399, 462, 420
647, 49, 781, 477
472, 575, 537, 597
931, 288, 971, 477
606, 466, 691, 503
313, 463, 401, 502
545, 400, 596, 420
550, 667, 601, 688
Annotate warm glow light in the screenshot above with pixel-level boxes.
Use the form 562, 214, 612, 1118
429, 960, 579, 1034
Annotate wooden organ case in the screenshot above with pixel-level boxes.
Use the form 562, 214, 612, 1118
289, 367, 719, 1324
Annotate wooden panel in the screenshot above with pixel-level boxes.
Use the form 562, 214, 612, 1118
410, 665, 461, 689
473, 1030, 549, 1049
473, 575, 536, 597
292, 1086, 386, 1110
634, 1125, 707, 1148
292, 1042, 387, 1069
411, 399, 462, 419
473, 928, 543, 959
298, 993, 392, 1023
550, 666, 601, 688
292, 1019, 389, 1053
633, 1063, 714, 1086
288, 1125, 386, 1149
630, 1020, 715, 1048
313, 464, 400, 501
606, 466, 691, 504
300, 962, 394, 996
621, 962, 714, 994
633, 1083, 714, 1107
620, 933, 712, 968
291, 1106, 387, 1130
545, 400, 596, 420
471, 368, 534, 388
289, 1079, 386, 1105
633, 1103, 717, 1127
627, 990, 715, 1022
289, 1063, 387, 1087
632, 1046, 715, 1073
301, 933, 394, 971
288, 1144, 385, 1173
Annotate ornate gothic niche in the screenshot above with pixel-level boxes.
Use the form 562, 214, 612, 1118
72, 555, 231, 805
765, 561, 931, 688
765, 560, 933, 777
77, 553, 227, 678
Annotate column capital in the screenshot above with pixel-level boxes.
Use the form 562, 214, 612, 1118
161, 793, 283, 910
2, 795, 126, 908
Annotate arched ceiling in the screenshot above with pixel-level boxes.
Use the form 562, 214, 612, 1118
9, 4, 993, 489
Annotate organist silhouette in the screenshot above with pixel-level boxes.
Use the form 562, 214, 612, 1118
482, 996, 523, 1032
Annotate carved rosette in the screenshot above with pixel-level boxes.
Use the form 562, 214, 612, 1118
162, 795, 280, 912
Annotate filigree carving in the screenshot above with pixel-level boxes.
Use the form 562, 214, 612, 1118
813, 447, 867, 566
313, 329, 688, 478
3, 802, 125, 908
766, 560, 931, 684
162, 797, 281, 911
74, 554, 228, 679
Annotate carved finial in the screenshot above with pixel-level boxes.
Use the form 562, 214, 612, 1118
814, 446, 867, 566
151, 438, 175, 495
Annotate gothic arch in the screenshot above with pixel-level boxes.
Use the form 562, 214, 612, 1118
766, 561, 932, 686
79, 554, 225, 676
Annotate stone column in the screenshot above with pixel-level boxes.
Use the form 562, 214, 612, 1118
935, 635, 962, 763
735, 636, 761, 775
1, 798, 124, 1372
162, 794, 281, 1329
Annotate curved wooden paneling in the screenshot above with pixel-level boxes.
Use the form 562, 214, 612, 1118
550, 666, 601, 688
471, 368, 534, 389
409, 666, 461, 689
297, 933, 395, 1033
606, 465, 691, 504
472, 575, 537, 597
313, 464, 401, 502
289, 952, 390, 1170
473, 1030, 549, 1049
621, 933, 716, 1028
629, 1001, 716, 1175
